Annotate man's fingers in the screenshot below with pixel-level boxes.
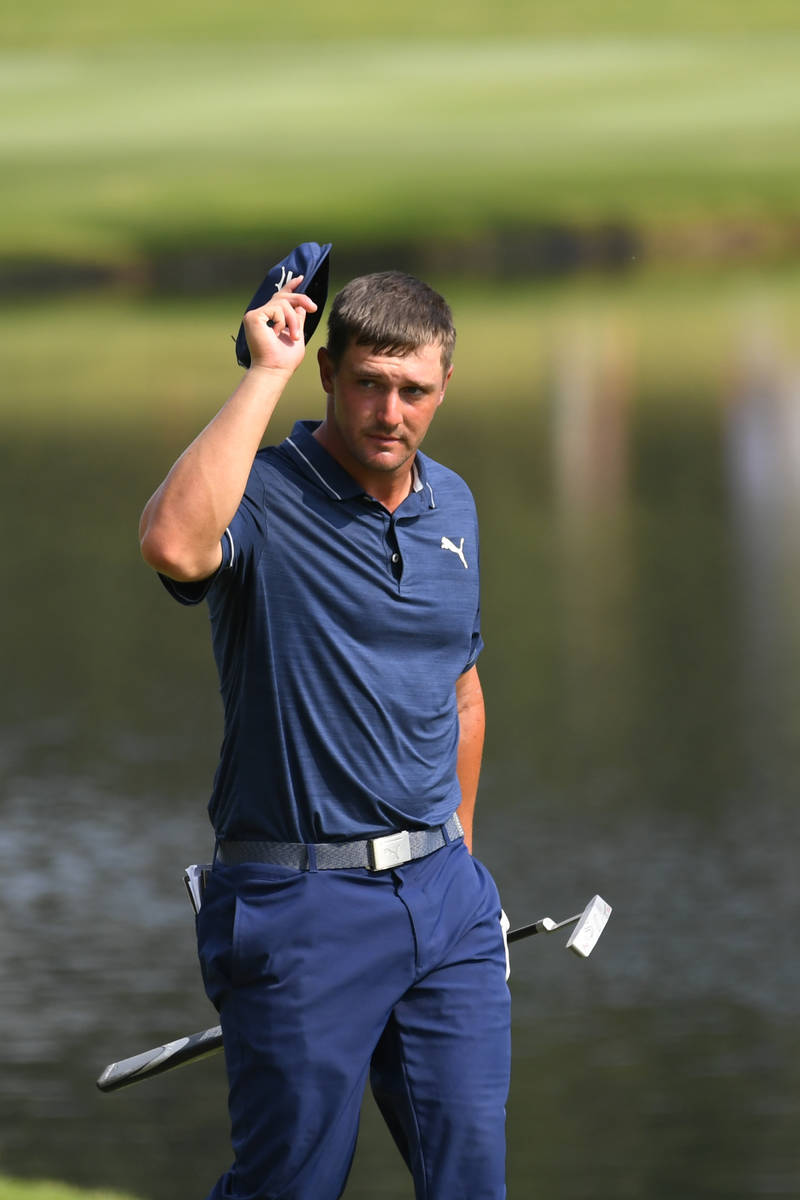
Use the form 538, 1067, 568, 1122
242, 300, 314, 368
279, 301, 304, 343
241, 278, 320, 366
274, 277, 319, 313
275, 275, 319, 313
255, 290, 317, 342
265, 301, 303, 342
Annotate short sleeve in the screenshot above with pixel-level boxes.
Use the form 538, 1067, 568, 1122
463, 613, 484, 673
157, 528, 235, 606
462, 519, 483, 671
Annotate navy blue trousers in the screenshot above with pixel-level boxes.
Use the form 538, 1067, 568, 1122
197, 838, 511, 1200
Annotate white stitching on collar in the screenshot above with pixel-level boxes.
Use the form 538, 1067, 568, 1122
286, 437, 343, 500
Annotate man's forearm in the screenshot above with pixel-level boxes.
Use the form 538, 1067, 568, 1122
139, 366, 290, 581
140, 283, 316, 582
455, 666, 485, 853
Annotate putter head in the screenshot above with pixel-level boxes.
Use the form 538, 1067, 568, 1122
565, 895, 612, 957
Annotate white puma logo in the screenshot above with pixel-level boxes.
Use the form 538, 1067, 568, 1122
441, 536, 468, 569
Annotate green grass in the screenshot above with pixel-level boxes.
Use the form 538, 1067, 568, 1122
0, 1180, 139, 1200
5, 0, 800, 47
2, 33, 800, 267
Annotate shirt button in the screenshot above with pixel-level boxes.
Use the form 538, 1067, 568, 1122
391, 553, 400, 563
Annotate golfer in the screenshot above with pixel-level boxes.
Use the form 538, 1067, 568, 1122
139, 260, 511, 1199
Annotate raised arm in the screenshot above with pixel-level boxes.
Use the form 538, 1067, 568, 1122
139, 280, 317, 582
454, 664, 485, 854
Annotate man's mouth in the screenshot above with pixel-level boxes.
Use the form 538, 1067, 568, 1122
367, 432, 402, 445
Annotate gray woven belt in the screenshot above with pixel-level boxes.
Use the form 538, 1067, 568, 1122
217, 813, 463, 872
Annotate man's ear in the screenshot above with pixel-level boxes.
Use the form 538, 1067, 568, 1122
318, 346, 335, 395
438, 363, 454, 405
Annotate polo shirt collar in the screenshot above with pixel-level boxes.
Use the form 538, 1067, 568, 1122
285, 421, 363, 500
284, 420, 436, 513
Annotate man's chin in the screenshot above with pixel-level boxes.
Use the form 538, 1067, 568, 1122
359, 441, 412, 472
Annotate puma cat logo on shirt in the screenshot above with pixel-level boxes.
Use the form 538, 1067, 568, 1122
441, 537, 468, 569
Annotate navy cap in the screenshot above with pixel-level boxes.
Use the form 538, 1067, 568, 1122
235, 241, 332, 368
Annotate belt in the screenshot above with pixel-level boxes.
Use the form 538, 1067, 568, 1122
217, 813, 463, 872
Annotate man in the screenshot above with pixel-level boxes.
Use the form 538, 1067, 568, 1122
139, 259, 511, 1199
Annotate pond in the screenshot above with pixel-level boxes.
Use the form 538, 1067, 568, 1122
1, 278, 799, 1198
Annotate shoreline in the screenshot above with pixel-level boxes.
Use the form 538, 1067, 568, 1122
4, 218, 800, 300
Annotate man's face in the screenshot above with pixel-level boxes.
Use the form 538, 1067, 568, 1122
317, 339, 453, 483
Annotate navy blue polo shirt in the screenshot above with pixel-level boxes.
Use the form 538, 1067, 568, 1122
162, 420, 483, 843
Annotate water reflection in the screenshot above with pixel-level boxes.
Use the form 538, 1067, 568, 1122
1, 295, 799, 1198
549, 317, 636, 781
726, 313, 800, 722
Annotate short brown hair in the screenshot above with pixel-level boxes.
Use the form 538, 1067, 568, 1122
325, 271, 455, 373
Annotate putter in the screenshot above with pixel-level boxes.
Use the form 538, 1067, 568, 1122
97, 893, 611, 1093
507, 894, 612, 958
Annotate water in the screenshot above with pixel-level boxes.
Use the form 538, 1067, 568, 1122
1, 311, 799, 1198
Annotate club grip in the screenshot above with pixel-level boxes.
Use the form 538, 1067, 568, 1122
96, 1025, 223, 1092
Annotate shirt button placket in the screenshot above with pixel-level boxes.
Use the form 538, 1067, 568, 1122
387, 518, 402, 583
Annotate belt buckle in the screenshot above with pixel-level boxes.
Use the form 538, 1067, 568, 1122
368, 830, 412, 871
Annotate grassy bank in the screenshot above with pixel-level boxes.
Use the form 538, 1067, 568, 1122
3, 30, 800, 272
0, 1180, 139, 1200
5, 0, 800, 47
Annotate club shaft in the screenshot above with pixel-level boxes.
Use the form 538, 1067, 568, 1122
98, 912, 589, 1092
506, 914, 580, 943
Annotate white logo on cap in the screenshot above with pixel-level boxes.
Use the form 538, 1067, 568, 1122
274, 267, 295, 292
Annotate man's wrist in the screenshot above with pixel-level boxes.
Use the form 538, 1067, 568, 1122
246, 361, 295, 383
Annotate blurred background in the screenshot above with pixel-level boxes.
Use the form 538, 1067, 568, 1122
2, 2, 800, 1197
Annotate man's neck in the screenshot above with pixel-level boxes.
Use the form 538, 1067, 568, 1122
312, 420, 415, 513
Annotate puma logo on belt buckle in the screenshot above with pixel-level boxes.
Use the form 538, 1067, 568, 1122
369, 830, 412, 871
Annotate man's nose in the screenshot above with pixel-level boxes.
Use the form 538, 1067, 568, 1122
376, 390, 402, 425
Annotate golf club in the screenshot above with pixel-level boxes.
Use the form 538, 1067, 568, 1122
97, 894, 611, 1093
507, 893, 612, 957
